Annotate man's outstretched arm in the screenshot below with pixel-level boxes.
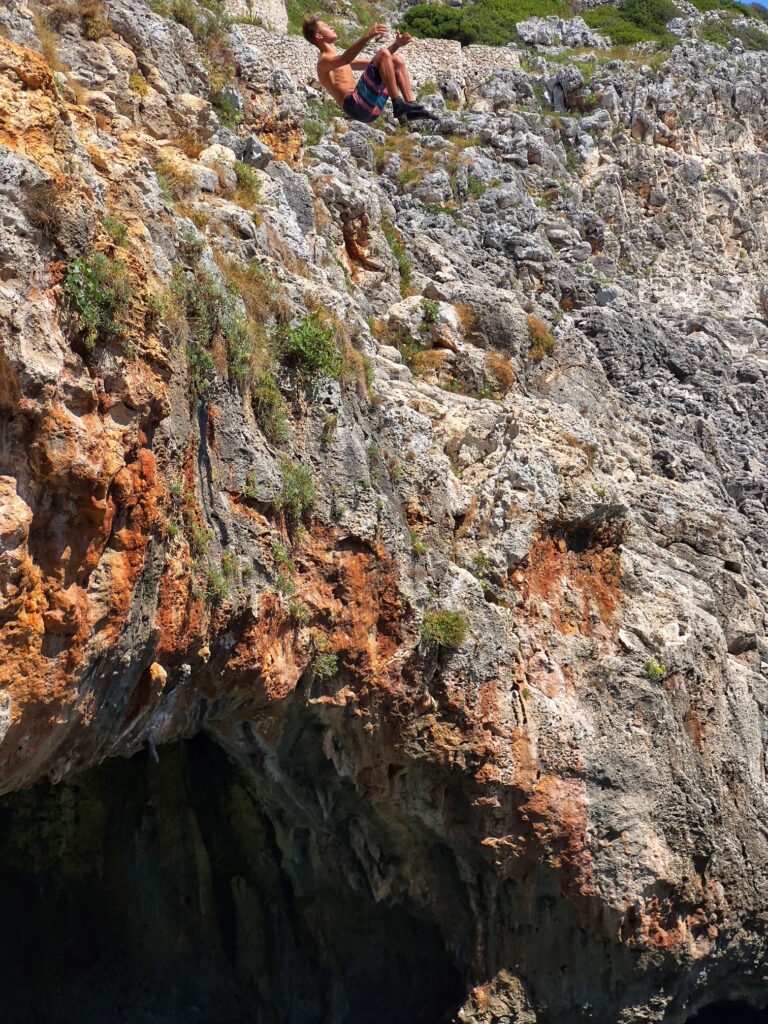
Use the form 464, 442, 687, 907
324, 23, 387, 68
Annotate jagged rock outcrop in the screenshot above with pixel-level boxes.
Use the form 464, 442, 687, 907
0, 1, 767, 1021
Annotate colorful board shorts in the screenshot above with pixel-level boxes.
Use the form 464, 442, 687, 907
343, 61, 389, 123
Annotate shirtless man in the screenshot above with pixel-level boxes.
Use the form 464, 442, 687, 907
302, 16, 435, 123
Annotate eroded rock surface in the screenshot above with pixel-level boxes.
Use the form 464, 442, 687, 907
0, 1, 767, 1021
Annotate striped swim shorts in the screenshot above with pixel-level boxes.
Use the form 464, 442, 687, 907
343, 61, 389, 123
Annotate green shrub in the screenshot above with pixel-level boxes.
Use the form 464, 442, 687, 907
289, 599, 311, 625
644, 656, 666, 681
103, 214, 128, 246
275, 460, 316, 527
312, 651, 338, 678
275, 313, 344, 381
303, 98, 340, 146
151, 0, 230, 44
211, 89, 243, 128
700, 15, 768, 49
63, 251, 133, 349
171, 263, 257, 390
187, 342, 217, 398
583, 0, 677, 46
421, 609, 469, 649
402, 0, 568, 45
421, 298, 439, 325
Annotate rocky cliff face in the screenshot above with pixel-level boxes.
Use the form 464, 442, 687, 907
0, 1, 767, 1021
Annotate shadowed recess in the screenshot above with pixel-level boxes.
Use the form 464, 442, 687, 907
0, 735, 463, 1024
686, 1004, 768, 1023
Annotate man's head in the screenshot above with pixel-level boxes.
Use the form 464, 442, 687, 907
302, 15, 336, 45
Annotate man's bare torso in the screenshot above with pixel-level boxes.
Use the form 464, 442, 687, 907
317, 51, 358, 106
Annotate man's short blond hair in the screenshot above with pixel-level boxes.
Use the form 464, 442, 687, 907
302, 14, 321, 44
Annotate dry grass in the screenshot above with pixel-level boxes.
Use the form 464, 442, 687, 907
485, 349, 515, 392
155, 157, 197, 202
24, 180, 66, 239
32, 7, 62, 71
455, 303, 477, 336
38, 0, 110, 39
216, 255, 292, 327
527, 313, 555, 361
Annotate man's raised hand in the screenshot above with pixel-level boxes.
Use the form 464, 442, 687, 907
393, 32, 413, 48
366, 23, 388, 40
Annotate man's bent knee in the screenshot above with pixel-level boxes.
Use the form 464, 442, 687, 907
372, 47, 393, 64
392, 51, 405, 67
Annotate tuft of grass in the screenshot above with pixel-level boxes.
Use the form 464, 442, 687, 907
206, 564, 228, 603
233, 160, 261, 209
63, 251, 133, 350
252, 371, 289, 444
275, 460, 316, 528
527, 313, 556, 361
467, 174, 487, 199
103, 214, 127, 246
381, 219, 412, 297
421, 609, 469, 649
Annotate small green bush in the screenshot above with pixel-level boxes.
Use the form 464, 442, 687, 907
172, 263, 258, 391
644, 656, 666, 681
151, 0, 230, 44
275, 314, 344, 381
289, 599, 311, 625
421, 298, 439, 325
211, 89, 243, 128
275, 460, 316, 527
421, 609, 469, 649
63, 251, 133, 349
187, 342, 217, 398
312, 651, 338, 679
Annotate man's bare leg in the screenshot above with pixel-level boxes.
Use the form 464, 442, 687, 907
371, 48, 402, 101
392, 52, 415, 103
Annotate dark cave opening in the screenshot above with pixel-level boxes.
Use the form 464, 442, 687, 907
686, 1004, 768, 1023
0, 735, 464, 1024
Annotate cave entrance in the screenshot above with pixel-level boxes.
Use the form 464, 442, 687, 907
686, 1003, 768, 1023
0, 735, 464, 1024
